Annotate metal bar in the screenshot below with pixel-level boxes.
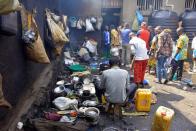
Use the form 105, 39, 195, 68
153, 0, 155, 10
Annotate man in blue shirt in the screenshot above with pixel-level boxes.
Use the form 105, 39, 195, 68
103, 26, 110, 58
121, 23, 131, 66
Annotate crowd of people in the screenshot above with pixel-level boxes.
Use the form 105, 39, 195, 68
100, 21, 196, 105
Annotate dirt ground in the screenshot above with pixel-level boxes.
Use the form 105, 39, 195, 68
89, 73, 196, 131
0, 68, 196, 131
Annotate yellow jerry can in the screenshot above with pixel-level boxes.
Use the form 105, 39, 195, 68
152, 106, 175, 131
135, 89, 152, 112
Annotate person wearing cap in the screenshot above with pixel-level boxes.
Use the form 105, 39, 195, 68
137, 22, 150, 50
169, 27, 189, 81
156, 29, 173, 84
129, 32, 149, 88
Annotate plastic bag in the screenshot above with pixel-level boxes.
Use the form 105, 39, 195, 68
79, 48, 89, 57
62, 15, 68, 27
193, 49, 196, 58
20, 7, 50, 63
46, 12, 68, 56
85, 40, 97, 54
53, 97, 78, 110
79, 48, 91, 61
69, 17, 77, 28
110, 47, 119, 56
51, 13, 61, 22
86, 18, 94, 32
77, 19, 82, 29
136, 10, 144, 25
22, 29, 36, 44
46, 11, 69, 43
0, 74, 12, 108
96, 17, 103, 30
164, 57, 172, 68
80, 19, 86, 27
82, 83, 96, 95
90, 17, 97, 23
0, 0, 21, 14
62, 15, 70, 34
132, 16, 139, 31
57, 21, 65, 31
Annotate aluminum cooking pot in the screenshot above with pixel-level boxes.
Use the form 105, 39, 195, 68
84, 107, 100, 125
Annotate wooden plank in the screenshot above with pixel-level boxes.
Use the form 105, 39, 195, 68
32, 119, 89, 131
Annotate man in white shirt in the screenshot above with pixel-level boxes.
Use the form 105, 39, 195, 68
129, 32, 149, 88
192, 33, 196, 72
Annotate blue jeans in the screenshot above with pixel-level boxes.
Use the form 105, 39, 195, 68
157, 55, 168, 81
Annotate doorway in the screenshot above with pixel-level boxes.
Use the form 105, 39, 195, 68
101, 8, 121, 28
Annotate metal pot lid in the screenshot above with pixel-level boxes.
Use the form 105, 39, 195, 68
82, 100, 98, 106
56, 80, 65, 86
84, 107, 100, 117
54, 86, 65, 94
83, 78, 91, 85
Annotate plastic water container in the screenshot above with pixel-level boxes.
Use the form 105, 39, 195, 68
152, 106, 175, 131
90, 62, 98, 70
135, 89, 152, 112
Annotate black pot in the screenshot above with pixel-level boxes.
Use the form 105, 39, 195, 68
83, 90, 91, 97
64, 83, 74, 90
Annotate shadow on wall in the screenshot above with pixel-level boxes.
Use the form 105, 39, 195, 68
0, 0, 60, 121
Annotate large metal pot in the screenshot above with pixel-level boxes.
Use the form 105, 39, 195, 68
84, 107, 100, 125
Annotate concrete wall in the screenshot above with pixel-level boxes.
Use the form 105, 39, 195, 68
121, 0, 187, 25
122, 0, 137, 25
0, 35, 26, 106
0, 0, 60, 120
165, 0, 186, 15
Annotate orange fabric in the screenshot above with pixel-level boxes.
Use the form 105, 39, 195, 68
138, 29, 150, 50
134, 60, 147, 83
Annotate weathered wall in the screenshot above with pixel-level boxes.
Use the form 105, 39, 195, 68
121, 0, 186, 25
0, 0, 103, 121
0, 35, 26, 106
58, 0, 102, 51
0, 0, 60, 120
122, 0, 137, 25
164, 0, 185, 15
